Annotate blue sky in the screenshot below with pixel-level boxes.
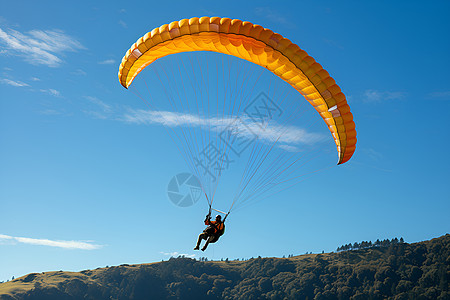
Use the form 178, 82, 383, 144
1, 0, 449, 282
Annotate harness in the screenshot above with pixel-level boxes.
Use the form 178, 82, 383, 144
206, 219, 224, 234
212, 221, 224, 235
205, 205, 228, 240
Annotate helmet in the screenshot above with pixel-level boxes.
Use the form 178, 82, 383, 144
215, 215, 222, 221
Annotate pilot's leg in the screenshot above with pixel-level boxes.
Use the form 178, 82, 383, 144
194, 233, 207, 250
201, 235, 214, 251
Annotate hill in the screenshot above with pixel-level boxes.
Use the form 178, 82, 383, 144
0, 234, 448, 299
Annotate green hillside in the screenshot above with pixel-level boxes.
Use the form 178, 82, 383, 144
0, 234, 448, 299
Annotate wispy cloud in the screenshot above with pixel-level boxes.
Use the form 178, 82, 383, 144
39, 109, 63, 116
98, 59, 115, 65
254, 7, 294, 27
278, 144, 302, 152
123, 109, 217, 127
83, 96, 113, 119
40, 88, 61, 97
118, 20, 127, 29
362, 90, 405, 103
362, 148, 383, 161
160, 251, 195, 258
428, 91, 450, 99
0, 27, 85, 67
83, 110, 109, 120
247, 121, 324, 145
72, 69, 87, 76
122, 109, 324, 146
323, 38, 344, 50
80, 104, 324, 148
0, 234, 101, 250
84, 96, 112, 112
0, 78, 29, 87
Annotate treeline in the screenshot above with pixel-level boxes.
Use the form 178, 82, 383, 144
193, 255, 296, 262
0, 234, 448, 299
337, 237, 405, 252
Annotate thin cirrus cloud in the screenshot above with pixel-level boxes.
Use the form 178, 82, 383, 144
122, 109, 325, 146
40, 88, 61, 97
1, 78, 61, 97
362, 147, 383, 161
72, 69, 87, 76
0, 234, 101, 250
0, 27, 84, 67
428, 91, 450, 99
254, 7, 294, 27
278, 144, 302, 152
98, 59, 116, 65
82, 96, 113, 119
0, 78, 29, 87
84, 96, 112, 113
118, 20, 127, 29
362, 89, 405, 103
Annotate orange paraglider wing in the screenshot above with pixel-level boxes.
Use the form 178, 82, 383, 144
118, 17, 356, 164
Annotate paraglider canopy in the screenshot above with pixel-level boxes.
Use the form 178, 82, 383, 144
118, 17, 357, 216
118, 16, 356, 164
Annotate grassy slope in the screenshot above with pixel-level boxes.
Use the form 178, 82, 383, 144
0, 263, 159, 299
0, 235, 448, 299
